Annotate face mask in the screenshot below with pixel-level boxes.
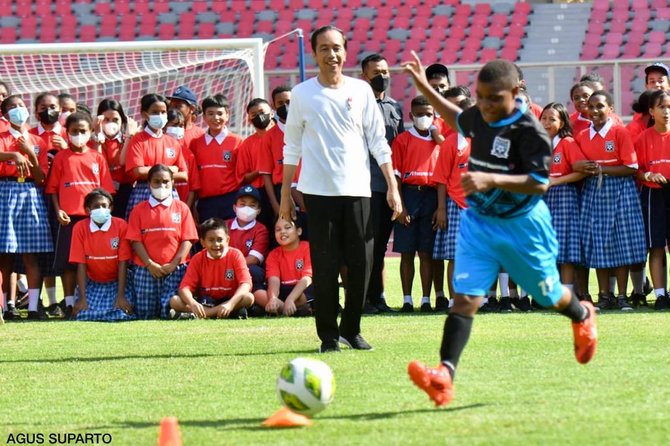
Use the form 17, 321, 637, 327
434, 87, 448, 96
7, 107, 29, 126
165, 126, 185, 139
90, 208, 111, 225
251, 113, 271, 130
413, 115, 433, 131
38, 109, 59, 125
151, 185, 172, 201
147, 114, 168, 131
276, 104, 289, 121
370, 74, 390, 93
103, 122, 120, 137
235, 205, 258, 222
69, 133, 90, 148
58, 111, 71, 126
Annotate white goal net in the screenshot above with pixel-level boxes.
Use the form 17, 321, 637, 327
0, 39, 265, 135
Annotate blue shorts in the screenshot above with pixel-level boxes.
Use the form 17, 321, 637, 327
393, 186, 437, 254
453, 201, 563, 307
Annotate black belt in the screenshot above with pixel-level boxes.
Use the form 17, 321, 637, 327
404, 184, 434, 191
0, 176, 34, 183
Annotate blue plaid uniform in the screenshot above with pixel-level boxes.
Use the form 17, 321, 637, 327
0, 181, 53, 253
125, 183, 179, 219
75, 280, 135, 322
544, 184, 581, 264
131, 263, 187, 319
433, 199, 462, 260
580, 175, 646, 268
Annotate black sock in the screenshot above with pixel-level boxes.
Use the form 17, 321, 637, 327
559, 294, 588, 322
439, 313, 474, 379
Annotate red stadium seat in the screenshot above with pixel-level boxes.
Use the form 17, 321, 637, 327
460, 48, 478, 64
449, 26, 466, 40
54, 0, 71, 15
158, 23, 175, 40
655, 8, 670, 19
601, 44, 620, 59
480, 48, 498, 62
500, 47, 518, 61
99, 15, 118, 38
491, 14, 508, 27
488, 24, 505, 38
152, 2, 169, 14
505, 35, 522, 49
452, 14, 469, 28
192, 1, 209, 13
20, 16, 37, 39
79, 24, 97, 42
605, 33, 624, 46
592, 0, 610, 12
471, 14, 489, 27
133, 0, 150, 15
114, 0, 131, 15
475, 3, 492, 16
643, 43, 662, 58
622, 43, 641, 58
0, 26, 16, 43
39, 17, 57, 42
138, 14, 157, 38
256, 19, 274, 34
463, 37, 481, 50
649, 30, 666, 44
511, 12, 529, 27
455, 4, 471, 16
581, 46, 599, 60
508, 24, 526, 38
432, 16, 450, 30
513, 2, 531, 14
590, 9, 607, 24
609, 20, 627, 33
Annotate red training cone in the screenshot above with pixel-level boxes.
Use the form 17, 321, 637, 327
262, 407, 313, 428
157, 416, 182, 446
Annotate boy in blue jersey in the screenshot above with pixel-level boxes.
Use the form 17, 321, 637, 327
402, 53, 598, 407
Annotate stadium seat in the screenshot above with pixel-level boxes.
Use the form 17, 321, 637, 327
471, 14, 489, 28
474, 3, 492, 16
513, 1, 531, 14
256, 19, 274, 34
601, 44, 620, 59
605, 33, 624, 46
488, 24, 505, 38
133, 1, 150, 15
592, 0, 610, 12
622, 43, 641, 58
152, 2, 170, 14
649, 30, 666, 44
490, 14, 508, 27
500, 47, 518, 61
0, 26, 15, 43
79, 24, 97, 42
480, 48, 498, 62
99, 15, 118, 38
655, 8, 670, 19
191, 0, 209, 13
608, 20, 627, 33
20, 16, 37, 39
114, 0, 131, 15
158, 23, 175, 40
139, 14, 157, 38
508, 24, 526, 38
643, 43, 663, 58
460, 48, 478, 64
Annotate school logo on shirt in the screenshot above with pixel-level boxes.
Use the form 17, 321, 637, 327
296, 259, 304, 270
166, 148, 176, 158
33, 146, 40, 155
553, 153, 562, 164
110, 237, 119, 250
245, 239, 253, 249
225, 269, 234, 280
223, 151, 232, 161
171, 213, 181, 223
605, 141, 615, 152
491, 136, 511, 159
92, 163, 100, 175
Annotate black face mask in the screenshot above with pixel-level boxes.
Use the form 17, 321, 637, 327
370, 74, 390, 93
276, 104, 289, 121
38, 109, 59, 125
252, 113, 271, 130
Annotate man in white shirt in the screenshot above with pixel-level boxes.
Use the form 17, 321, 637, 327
279, 26, 402, 353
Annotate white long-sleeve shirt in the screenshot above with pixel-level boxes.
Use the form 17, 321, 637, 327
283, 76, 392, 197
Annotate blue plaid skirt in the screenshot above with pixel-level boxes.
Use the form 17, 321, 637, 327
75, 279, 135, 322
125, 182, 180, 219
433, 199, 462, 260
544, 184, 581, 264
0, 181, 53, 253
580, 175, 646, 268
130, 263, 187, 319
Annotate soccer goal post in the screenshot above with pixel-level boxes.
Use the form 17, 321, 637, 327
0, 38, 265, 135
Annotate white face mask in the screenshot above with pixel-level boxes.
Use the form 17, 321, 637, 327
150, 185, 172, 201
7, 106, 29, 126
69, 133, 90, 148
235, 205, 258, 222
103, 122, 120, 137
58, 111, 71, 126
412, 115, 433, 131
90, 207, 111, 225
166, 126, 184, 139
148, 114, 168, 131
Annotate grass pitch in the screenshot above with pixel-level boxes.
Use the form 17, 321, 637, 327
1, 259, 669, 445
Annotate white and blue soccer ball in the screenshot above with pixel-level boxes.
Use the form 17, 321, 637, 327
276, 357, 335, 417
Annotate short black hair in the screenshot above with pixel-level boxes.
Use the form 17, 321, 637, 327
167, 108, 185, 125
148, 163, 174, 182
271, 85, 291, 102
141, 93, 168, 113
199, 217, 229, 239
1, 94, 22, 116
246, 97, 270, 113
65, 111, 93, 132
580, 72, 605, 86
58, 93, 75, 103
310, 25, 347, 52
361, 53, 386, 72
541, 102, 573, 139
76, 102, 92, 117
458, 97, 476, 110
84, 188, 113, 210
410, 95, 431, 109
478, 60, 519, 90
590, 90, 614, 107
34, 92, 58, 110
649, 89, 670, 110
569, 81, 596, 99
632, 90, 656, 115
201, 94, 229, 113
444, 85, 471, 99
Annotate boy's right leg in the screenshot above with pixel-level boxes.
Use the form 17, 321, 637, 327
399, 253, 415, 312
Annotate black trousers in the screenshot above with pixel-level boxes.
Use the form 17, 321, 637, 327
366, 191, 394, 305
303, 194, 373, 344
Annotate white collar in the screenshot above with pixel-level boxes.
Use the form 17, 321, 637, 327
552, 135, 561, 149
205, 128, 228, 145
576, 113, 591, 122
144, 126, 163, 138
149, 195, 173, 207
409, 127, 434, 141
100, 131, 123, 143
9, 127, 29, 140
457, 133, 468, 151
37, 121, 62, 135
231, 218, 257, 230
589, 118, 614, 140
206, 247, 229, 259
276, 120, 286, 133
89, 218, 112, 233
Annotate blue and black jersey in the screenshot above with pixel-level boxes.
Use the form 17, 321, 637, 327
457, 107, 552, 218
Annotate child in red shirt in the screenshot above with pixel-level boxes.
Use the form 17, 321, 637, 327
29, 92, 69, 172
254, 217, 313, 317
70, 189, 134, 321
169, 218, 253, 319
167, 85, 205, 150
190, 94, 244, 222
165, 109, 200, 209
46, 112, 115, 317
126, 164, 198, 319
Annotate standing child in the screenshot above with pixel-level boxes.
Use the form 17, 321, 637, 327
126, 164, 198, 319
254, 217, 313, 317
169, 218, 253, 319
167, 85, 205, 149
46, 112, 115, 317
569, 81, 596, 136
0, 95, 51, 320
57, 93, 77, 125
540, 102, 585, 301
634, 89, 670, 310
403, 55, 598, 407
392, 95, 442, 313
70, 189, 134, 321
165, 109, 200, 209
574, 91, 646, 311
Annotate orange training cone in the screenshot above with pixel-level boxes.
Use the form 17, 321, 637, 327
157, 416, 182, 446
262, 407, 313, 428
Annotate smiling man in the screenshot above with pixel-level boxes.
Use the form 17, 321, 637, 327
279, 26, 402, 353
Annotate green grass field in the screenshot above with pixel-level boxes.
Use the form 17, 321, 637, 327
1, 258, 669, 446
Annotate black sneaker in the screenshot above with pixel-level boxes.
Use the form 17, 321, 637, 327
617, 295, 633, 311
27, 311, 46, 320
400, 302, 414, 313
596, 293, 615, 311
46, 303, 64, 318
375, 300, 397, 313
235, 307, 248, 320
479, 297, 499, 313
630, 292, 647, 308
499, 296, 513, 312
434, 296, 449, 312
4, 305, 21, 320
363, 302, 380, 315
15, 292, 28, 309
248, 304, 266, 318
169, 309, 196, 320
64, 305, 74, 320
339, 334, 373, 350
643, 277, 653, 296
420, 302, 433, 313
654, 295, 670, 310
514, 296, 533, 312
319, 341, 341, 353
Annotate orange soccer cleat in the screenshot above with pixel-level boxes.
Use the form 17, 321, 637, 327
572, 301, 598, 364
407, 360, 453, 407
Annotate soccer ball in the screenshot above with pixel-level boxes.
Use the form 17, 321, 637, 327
276, 357, 335, 417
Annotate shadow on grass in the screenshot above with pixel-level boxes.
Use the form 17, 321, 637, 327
0, 348, 318, 364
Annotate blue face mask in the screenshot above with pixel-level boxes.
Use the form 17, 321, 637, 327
7, 107, 29, 126
147, 114, 168, 131
90, 207, 111, 225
